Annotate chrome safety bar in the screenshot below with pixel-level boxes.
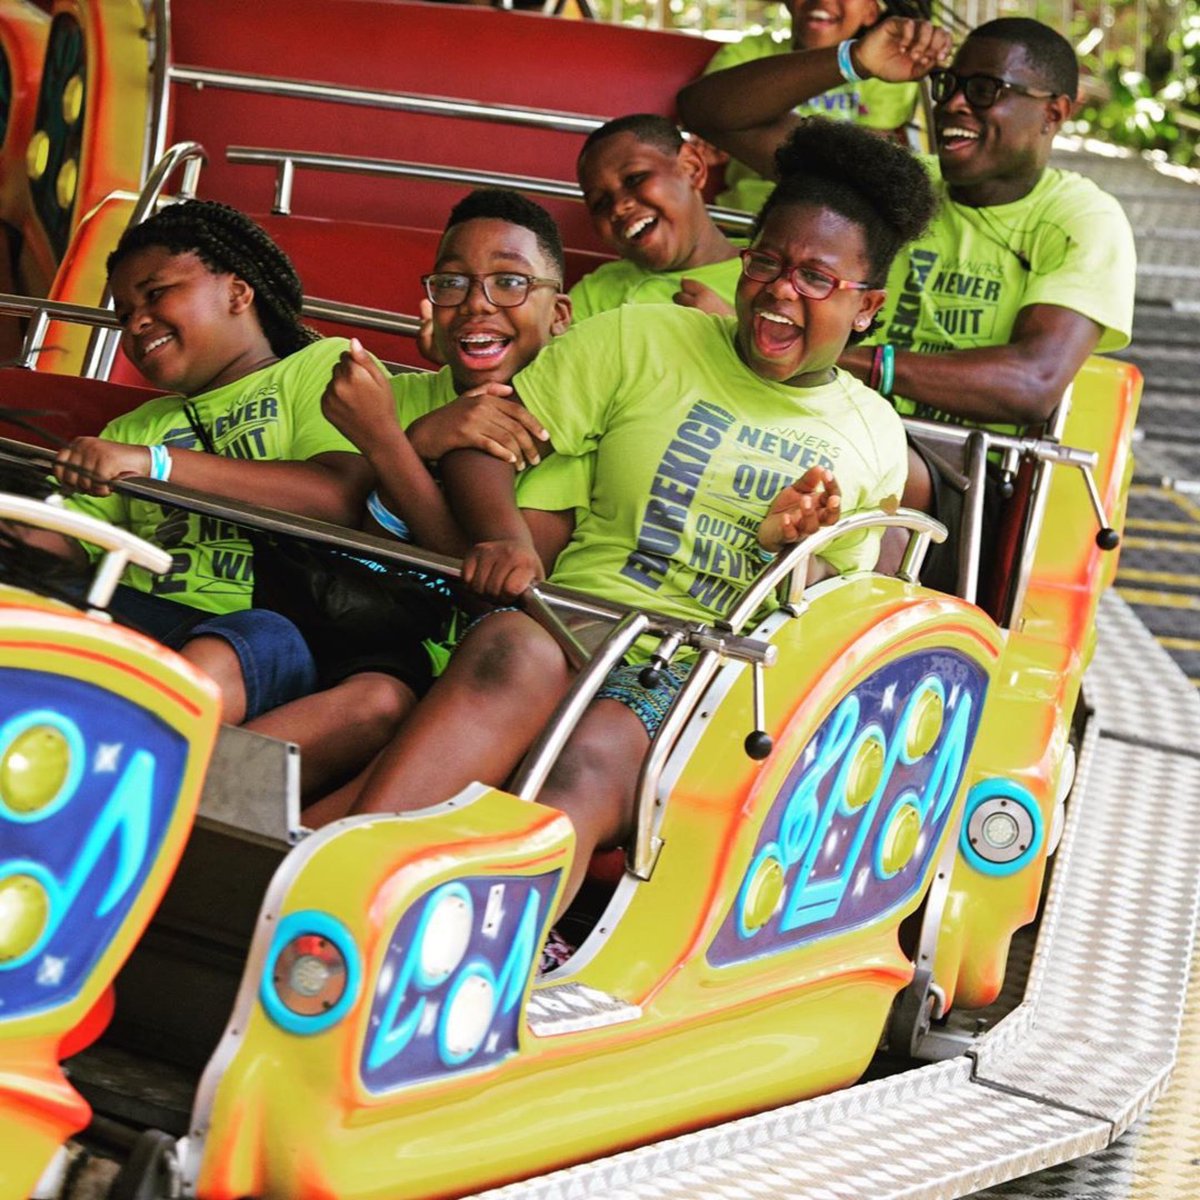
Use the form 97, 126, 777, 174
511, 611, 651, 802
171, 65, 606, 134
227, 145, 757, 232
0, 430, 774, 684
724, 508, 948, 633
0, 492, 172, 614
628, 508, 947, 879
0, 277, 419, 382
301, 297, 421, 338
0, 294, 121, 369
81, 141, 208, 381
904, 408, 1119, 620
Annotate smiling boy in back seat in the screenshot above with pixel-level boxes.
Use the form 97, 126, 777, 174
571, 114, 744, 320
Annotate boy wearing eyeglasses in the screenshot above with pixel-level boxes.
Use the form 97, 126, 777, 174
286, 188, 587, 815
677, 16, 1135, 577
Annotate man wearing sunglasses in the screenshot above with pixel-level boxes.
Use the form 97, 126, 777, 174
678, 15, 1135, 550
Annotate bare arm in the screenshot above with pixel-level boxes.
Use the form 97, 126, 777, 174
841, 304, 1104, 426
676, 18, 950, 179
53, 438, 372, 526
441, 448, 544, 601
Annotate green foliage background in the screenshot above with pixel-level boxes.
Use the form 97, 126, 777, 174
1072, 1, 1200, 164
594, 0, 1200, 166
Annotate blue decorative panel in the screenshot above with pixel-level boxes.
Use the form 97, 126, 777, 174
709, 650, 987, 967
0, 666, 189, 1019
360, 872, 559, 1095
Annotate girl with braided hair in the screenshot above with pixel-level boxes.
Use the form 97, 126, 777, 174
20, 199, 375, 733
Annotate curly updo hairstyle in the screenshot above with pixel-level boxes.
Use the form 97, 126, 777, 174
106, 199, 317, 359
759, 117, 938, 294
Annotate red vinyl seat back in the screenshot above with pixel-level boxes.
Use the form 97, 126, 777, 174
165, 0, 721, 252
0, 365, 163, 445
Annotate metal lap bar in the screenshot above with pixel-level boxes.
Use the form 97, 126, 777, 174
630, 647, 726, 879
956, 431, 988, 606
0, 294, 122, 368
511, 611, 651, 802
724, 509, 948, 633
522, 586, 593, 672
0, 492, 172, 612
81, 140, 209, 380
226, 145, 756, 233
301, 297, 421, 337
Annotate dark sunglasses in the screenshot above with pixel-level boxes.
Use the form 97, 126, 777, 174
929, 68, 1057, 110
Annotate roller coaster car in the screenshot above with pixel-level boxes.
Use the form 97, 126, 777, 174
0, 348, 1139, 1200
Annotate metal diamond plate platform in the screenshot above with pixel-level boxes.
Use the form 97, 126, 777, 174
469, 594, 1200, 1200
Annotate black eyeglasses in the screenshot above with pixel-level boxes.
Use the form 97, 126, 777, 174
929, 68, 1057, 110
421, 271, 561, 308
740, 249, 871, 301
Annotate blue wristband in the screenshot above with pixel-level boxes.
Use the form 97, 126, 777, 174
879, 343, 896, 398
366, 489, 412, 542
836, 39, 863, 84
147, 444, 173, 481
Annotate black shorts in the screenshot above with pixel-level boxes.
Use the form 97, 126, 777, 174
251, 534, 456, 699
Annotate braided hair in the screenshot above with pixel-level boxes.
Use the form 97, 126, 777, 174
106, 200, 317, 358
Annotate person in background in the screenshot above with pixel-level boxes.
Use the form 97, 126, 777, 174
682, 0, 924, 213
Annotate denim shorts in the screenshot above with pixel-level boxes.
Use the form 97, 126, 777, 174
596, 661, 690, 739
108, 586, 317, 720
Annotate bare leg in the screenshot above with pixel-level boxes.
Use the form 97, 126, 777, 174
537, 699, 650, 917
249, 672, 416, 800
179, 635, 247, 723
348, 610, 573, 817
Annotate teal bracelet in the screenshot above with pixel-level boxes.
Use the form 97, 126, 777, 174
147, 444, 173, 482
879, 343, 896, 398
836, 38, 863, 84
366, 489, 412, 541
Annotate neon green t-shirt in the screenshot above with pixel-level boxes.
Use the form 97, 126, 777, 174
704, 31, 919, 214
512, 305, 906, 628
568, 253, 744, 322
63, 337, 361, 613
874, 159, 1137, 434
390, 366, 592, 514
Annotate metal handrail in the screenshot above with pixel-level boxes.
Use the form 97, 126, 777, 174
0, 276, 419, 372
628, 507, 948, 878
724, 508, 949, 633
227, 145, 757, 232
0, 435, 773, 672
170, 65, 606, 135
81, 141, 209, 381
147, 0, 174, 178
301, 297, 421, 338
0, 294, 121, 369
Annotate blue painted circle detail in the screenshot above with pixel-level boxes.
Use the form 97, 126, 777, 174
0, 708, 85, 823
959, 780, 1043, 877
259, 910, 361, 1036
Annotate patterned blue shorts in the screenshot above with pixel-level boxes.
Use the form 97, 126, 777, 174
595, 661, 691, 739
